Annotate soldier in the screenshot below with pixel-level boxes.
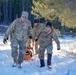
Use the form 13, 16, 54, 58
26, 35, 31, 47
55, 29, 60, 37
32, 19, 45, 54
52, 26, 61, 37
35, 21, 60, 69
3, 11, 32, 68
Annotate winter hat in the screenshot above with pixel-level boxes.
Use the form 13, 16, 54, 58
21, 11, 29, 19
46, 21, 52, 28
34, 19, 38, 23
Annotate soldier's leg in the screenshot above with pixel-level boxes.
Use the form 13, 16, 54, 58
47, 45, 53, 68
11, 38, 18, 66
38, 46, 45, 67
26, 38, 31, 47
35, 41, 39, 54
17, 40, 26, 65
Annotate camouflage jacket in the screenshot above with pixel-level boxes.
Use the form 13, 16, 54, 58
4, 18, 32, 41
36, 28, 60, 48
32, 23, 46, 40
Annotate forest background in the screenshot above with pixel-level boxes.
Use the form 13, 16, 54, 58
0, 0, 76, 34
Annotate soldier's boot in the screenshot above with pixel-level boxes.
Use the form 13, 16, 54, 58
40, 59, 45, 67
16, 60, 22, 68
47, 53, 52, 69
17, 63, 22, 68
12, 57, 18, 67
17, 52, 23, 68
35, 49, 38, 55
17, 60, 22, 68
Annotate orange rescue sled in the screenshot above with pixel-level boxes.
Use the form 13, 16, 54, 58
24, 46, 33, 60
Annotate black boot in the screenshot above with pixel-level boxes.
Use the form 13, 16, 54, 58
47, 53, 52, 69
40, 59, 45, 67
12, 57, 17, 67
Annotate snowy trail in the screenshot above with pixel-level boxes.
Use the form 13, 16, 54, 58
0, 49, 76, 75
0, 35, 76, 75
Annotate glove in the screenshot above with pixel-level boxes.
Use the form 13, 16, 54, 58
57, 48, 60, 50
3, 38, 7, 44
7, 37, 8, 40
29, 36, 32, 39
35, 38, 38, 42
3, 37, 8, 44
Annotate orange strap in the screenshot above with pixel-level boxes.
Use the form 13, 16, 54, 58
52, 26, 57, 33
26, 46, 33, 51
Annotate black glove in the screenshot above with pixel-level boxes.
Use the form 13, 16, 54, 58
3, 37, 8, 44
7, 37, 8, 40
35, 38, 38, 42
3, 38, 7, 44
57, 48, 60, 50
29, 36, 32, 39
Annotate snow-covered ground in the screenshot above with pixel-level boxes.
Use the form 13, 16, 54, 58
0, 35, 76, 75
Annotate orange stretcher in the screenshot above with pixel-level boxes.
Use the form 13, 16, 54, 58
24, 46, 33, 60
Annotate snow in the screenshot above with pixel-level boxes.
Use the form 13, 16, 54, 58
0, 35, 76, 75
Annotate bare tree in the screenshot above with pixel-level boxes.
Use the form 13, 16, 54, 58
2, 0, 8, 24
5, 0, 8, 24
22, 0, 25, 11
9, 0, 12, 23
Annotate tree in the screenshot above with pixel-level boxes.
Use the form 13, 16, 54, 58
32, 0, 76, 28
52, 17, 61, 30
0, 0, 32, 24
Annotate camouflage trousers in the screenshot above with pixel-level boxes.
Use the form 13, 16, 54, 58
34, 40, 39, 54
38, 45, 53, 59
11, 37, 26, 64
26, 38, 31, 47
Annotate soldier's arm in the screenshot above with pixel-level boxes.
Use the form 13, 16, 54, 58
38, 23, 45, 34
35, 31, 40, 41
52, 32, 60, 49
31, 28, 36, 39
35, 23, 45, 40
27, 21, 32, 38
4, 19, 17, 39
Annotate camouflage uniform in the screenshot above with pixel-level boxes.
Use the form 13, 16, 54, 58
26, 36, 31, 47
4, 17, 32, 64
32, 23, 45, 54
55, 29, 60, 37
35, 21, 60, 68
36, 28, 60, 59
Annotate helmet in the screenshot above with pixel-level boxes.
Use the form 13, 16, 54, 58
21, 11, 29, 19
46, 21, 52, 28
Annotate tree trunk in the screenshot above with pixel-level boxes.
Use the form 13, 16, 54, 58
5, 0, 8, 24
22, 0, 25, 11
3, 1, 6, 24
9, 0, 12, 23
